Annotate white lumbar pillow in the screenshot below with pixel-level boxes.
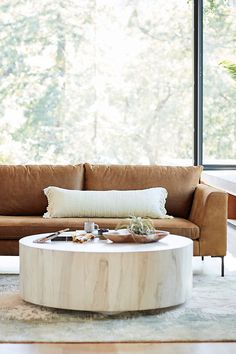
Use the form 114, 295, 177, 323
43, 186, 169, 218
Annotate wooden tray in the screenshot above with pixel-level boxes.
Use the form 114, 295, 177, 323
102, 230, 169, 243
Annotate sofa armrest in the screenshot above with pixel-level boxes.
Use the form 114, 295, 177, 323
189, 183, 228, 256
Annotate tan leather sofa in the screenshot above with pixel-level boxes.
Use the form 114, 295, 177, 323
0, 163, 228, 275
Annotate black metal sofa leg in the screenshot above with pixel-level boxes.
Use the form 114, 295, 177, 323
211, 256, 225, 277
221, 256, 225, 277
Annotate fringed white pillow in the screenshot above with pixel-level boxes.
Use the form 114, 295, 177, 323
43, 186, 170, 218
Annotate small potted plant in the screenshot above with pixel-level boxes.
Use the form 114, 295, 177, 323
116, 216, 168, 243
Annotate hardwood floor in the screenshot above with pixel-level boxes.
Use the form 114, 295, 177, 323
0, 342, 236, 354
0, 224, 235, 353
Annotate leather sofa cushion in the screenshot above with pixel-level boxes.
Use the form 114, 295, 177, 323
0, 216, 199, 240
85, 164, 203, 218
0, 240, 20, 256
0, 165, 84, 216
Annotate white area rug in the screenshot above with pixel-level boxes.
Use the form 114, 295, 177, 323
0, 274, 236, 342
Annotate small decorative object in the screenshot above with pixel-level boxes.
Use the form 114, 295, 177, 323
72, 232, 95, 243
33, 228, 70, 243
84, 221, 99, 233
103, 216, 169, 243
97, 228, 109, 240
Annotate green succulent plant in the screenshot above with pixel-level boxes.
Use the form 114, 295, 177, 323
116, 216, 156, 235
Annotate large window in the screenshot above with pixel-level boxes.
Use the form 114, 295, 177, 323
203, 0, 236, 166
0, 0, 193, 165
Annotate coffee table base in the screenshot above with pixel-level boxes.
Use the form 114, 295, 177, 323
20, 235, 193, 312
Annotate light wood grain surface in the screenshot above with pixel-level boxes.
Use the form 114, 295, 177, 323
1, 343, 236, 354
20, 235, 193, 312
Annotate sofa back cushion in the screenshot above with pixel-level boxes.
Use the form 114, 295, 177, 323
84, 164, 203, 218
0, 165, 84, 216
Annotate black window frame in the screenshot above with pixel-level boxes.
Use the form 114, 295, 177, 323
194, 0, 236, 170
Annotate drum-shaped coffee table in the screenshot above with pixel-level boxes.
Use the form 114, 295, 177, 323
20, 234, 193, 312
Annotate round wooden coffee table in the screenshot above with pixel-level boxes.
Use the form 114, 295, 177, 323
20, 234, 193, 312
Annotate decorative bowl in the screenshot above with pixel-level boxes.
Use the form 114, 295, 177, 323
102, 229, 169, 243
102, 229, 132, 243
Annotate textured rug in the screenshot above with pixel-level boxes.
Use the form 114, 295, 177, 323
0, 274, 236, 342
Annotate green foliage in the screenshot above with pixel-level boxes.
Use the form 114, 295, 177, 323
219, 60, 236, 82
0, 0, 235, 164
204, 0, 218, 14
203, 0, 236, 162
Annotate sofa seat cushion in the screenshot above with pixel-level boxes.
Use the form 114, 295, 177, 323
85, 163, 203, 218
0, 216, 199, 240
0, 164, 84, 216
